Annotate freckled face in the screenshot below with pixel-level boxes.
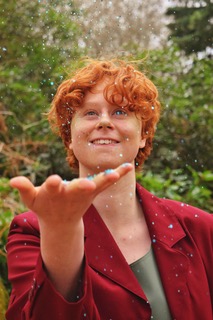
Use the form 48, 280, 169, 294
69, 82, 146, 176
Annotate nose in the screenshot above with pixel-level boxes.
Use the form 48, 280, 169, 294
95, 113, 114, 129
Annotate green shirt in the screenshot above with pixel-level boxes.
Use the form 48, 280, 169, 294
130, 247, 172, 319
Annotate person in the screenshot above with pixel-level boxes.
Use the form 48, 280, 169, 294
6, 59, 212, 320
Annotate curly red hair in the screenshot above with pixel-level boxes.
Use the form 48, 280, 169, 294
48, 59, 161, 171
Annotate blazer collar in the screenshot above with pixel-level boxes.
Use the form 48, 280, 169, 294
136, 184, 186, 247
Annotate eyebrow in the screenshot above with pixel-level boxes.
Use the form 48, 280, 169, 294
82, 100, 112, 108
83, 101, 99, 106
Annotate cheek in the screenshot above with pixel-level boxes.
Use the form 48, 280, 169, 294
71, 121, 89, 142
123, 123, 141, 139
71, 133, 88, 149
70, 127, 83, 150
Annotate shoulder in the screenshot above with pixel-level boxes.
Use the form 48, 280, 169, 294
137, 182, 212, 224
9, 211, 40, 236
162, 198, 212, 222
137, 183, 212, 234
161, 198, 213, 238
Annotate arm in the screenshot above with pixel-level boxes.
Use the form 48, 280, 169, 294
6, 164, 133, 319
6, 214, 98, 320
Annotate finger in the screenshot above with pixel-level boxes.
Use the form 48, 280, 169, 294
114, 162, 133, 177
10, 176, 37, 208
10, 176, 34, 192
65, 177, 96, 193
58, 163, 133, 196
91, 162, 133, 191
44, 175, 64, 194
44, 175, 96, 201
99, 162, 133, 183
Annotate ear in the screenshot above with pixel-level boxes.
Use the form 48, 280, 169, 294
68, 141, 73, 150
139, 138, 146, 149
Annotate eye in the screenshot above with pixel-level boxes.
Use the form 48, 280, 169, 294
85, 110, 98, 116
114, 109, 127, 116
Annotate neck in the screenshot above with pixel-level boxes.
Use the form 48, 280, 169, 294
79, 166, 151, 263
92, 170, 142, 227
91, 169, 151, 263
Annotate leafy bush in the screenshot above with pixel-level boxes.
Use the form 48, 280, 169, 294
0, 177, 27, 304
0, 0, 83, 185
0, 277, 8, 320
140, 46, 213, 173
137, 167, 213, 212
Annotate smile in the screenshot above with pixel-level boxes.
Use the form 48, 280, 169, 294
91, 139, 119, 145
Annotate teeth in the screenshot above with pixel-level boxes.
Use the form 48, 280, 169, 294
93, 139, 117, 145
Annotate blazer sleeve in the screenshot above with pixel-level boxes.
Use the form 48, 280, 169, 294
6, 212, 100, 320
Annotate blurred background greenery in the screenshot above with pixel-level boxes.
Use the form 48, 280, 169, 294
0, 0, 212, 316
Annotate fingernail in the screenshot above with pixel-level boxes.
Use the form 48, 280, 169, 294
62, 179, 70, 184
87, 174, 97, 180
121, 162, 131, 167
104, 169, 115, 175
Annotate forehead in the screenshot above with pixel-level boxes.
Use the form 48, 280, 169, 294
82, 79, 128, 109
84, 80, 108, 102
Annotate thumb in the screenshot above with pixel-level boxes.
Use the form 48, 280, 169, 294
10, 176, 37, 209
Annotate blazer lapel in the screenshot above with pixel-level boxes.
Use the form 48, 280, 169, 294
84, 205, 147, 301
136, 184, 191, 318
136, 184, 186, 245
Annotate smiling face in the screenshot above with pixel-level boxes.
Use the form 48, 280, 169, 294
69, 82, 146, 177
48, 59, 161, 171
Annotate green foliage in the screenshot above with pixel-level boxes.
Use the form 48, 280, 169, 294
136, 46, 213, 173
0, 277, 8, 320
166, 0, 213, 55
0, 0, 213, 306
137, 167, 213, 212
0, 0, 83, 184
0, 178, 27, 297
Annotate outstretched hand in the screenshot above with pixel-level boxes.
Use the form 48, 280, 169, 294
9, 164, 133, 300
10, 163, 133, 226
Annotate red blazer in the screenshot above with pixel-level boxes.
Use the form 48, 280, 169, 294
6, 184, 213, 320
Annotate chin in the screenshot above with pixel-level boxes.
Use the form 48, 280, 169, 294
89, 159, 127, 173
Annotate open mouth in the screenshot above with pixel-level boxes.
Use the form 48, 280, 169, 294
91, 139, 119, 145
